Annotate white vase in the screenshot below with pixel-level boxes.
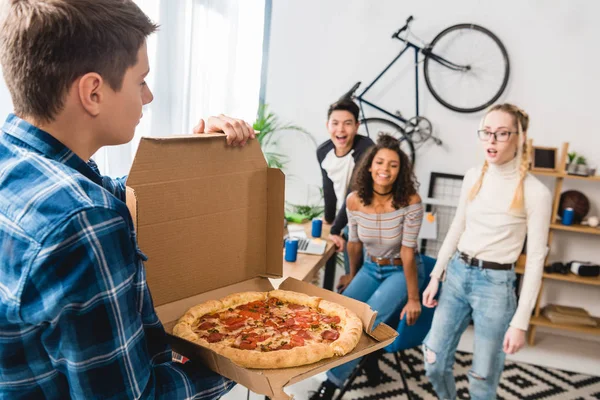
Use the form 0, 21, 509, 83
567, 163, 578, 174
576, 164, 589, 176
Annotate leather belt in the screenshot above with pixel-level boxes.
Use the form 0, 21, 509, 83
369, 255, 403, 266
458, 251, 514, 271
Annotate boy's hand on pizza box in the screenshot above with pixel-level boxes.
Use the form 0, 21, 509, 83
193, 115, 256, 146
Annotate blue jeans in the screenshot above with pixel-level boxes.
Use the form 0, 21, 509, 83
327, 255, 425, 387
423, 252, 517, 400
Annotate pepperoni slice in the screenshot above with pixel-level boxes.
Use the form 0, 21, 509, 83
265, 319, 278, 328
252, 335, 270, 343
226, 321, 246, 331
288, 304, 305, 310
224, 317, 246, 326
296, 330, 312, 340
290, 335, 305, 347
207, 332, 224, 343
278, 344, 293, 350
322, 315, 341, 324
239, 341, 257, 350
284, 318, 296, 327
197, 321, 216, 330
321, 330, 340, 341
239, 310, 261, 320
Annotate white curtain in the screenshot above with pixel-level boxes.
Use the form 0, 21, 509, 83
93, 0, 266, 177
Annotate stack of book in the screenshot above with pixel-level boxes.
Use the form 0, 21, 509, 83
542, 304, 598, 326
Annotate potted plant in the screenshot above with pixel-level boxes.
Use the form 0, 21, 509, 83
575, 155, 589, 176
253, 104, 316, 169
566, 152, 578, 174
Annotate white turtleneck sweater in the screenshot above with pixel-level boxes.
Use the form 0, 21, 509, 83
431, 157, 552, 331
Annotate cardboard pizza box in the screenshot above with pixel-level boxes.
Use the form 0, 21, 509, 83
126, 135, 398, 400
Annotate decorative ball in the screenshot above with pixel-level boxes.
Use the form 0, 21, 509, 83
558, 190, 590, 224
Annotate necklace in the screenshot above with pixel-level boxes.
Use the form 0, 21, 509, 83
373, 188, 393, 196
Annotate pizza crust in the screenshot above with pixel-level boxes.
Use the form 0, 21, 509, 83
214, 341, 335, 369
221, 291, 267, 309
173, 299, 224, 341
268, 289, 321, 308
319, 300, 363, 356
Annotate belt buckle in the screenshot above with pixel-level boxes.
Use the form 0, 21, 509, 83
463, 253, 474, 266
376, 256, 386, 265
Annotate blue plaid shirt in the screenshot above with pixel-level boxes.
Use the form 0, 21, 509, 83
0, 114, 235, 399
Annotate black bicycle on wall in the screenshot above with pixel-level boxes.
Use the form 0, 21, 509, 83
340, 16, 510, 164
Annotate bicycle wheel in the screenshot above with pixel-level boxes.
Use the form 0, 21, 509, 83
358, 118, 416, 165
424, 24, 509, 113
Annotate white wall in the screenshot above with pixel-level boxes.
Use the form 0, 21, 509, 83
266, 0, 600, 335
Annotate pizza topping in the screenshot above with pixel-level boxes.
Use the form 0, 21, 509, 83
284, 318, 296, 327
207, 328, 219, 334
207, 332, 225, 343
226, 321, 247, 331
238, 341, 257, 350
219, 311, 240, 320
265, 319, 278, 328
321, 315, 341, 324
239, 310, 261, 320
295, 330, 312, 340
197, 321, 216, 330
290, 335, 305, 347
321, 330, 340, 341
288, 303, 306, 310
223, 316, 246, 325
260, 344, 272, 352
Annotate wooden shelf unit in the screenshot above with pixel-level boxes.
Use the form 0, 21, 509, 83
549, 223, 600, 235
515, 265, 600, 286
525, 141, 600, 345
530, 315, 600, 336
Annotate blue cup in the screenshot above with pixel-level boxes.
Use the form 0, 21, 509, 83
285, 238, 299, 262
562, 207, 574, 225
311, 218, 323, 238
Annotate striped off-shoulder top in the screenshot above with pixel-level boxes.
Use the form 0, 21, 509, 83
347, 202, 424, 258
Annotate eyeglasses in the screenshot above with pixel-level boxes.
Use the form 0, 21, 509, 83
477, 129, 517, 142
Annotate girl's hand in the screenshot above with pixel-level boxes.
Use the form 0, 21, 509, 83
422, 277, 440, 308
503, 326, 526, 354
336, 274, 353, 293
401, 298, 421, 325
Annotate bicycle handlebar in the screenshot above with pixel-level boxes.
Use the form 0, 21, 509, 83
391, 15, 414, 39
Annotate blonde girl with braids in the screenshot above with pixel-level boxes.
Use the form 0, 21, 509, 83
421, 104, 552, 400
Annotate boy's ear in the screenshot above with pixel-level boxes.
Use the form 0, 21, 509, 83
78, 72, 104, 117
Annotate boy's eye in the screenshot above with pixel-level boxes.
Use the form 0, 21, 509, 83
141, 81, 147, 86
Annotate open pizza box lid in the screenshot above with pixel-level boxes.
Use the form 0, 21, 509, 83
126, 135, 398, 400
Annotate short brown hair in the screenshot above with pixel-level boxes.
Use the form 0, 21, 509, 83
0, 0, 158, 122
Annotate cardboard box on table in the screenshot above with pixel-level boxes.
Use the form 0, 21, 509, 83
125, 135, 397, 400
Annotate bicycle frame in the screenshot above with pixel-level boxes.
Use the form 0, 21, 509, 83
355, 35, 468, 136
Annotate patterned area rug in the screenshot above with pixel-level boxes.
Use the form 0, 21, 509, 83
336, 348, 600, 400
